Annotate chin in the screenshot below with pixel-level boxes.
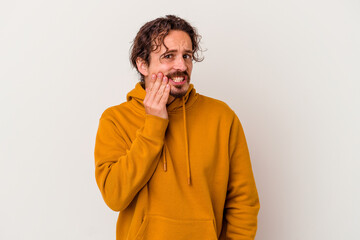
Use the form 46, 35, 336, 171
170, 84, 189, 98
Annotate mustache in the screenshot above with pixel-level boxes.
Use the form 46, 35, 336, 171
166, 71, 189, 79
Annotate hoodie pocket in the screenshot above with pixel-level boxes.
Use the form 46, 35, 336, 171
134, 215, 218, 240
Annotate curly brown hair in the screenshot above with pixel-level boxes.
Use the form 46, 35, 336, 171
130, 15, 203, 82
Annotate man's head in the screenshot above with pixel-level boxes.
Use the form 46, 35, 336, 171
130, 15, 203, 98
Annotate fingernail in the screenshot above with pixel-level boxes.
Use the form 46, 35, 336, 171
157, 73, 162, 78
152, 74, 156, 80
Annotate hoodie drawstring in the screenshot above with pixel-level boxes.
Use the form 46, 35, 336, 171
162, 144, 167, 172
161, 97, 191, 185
182, 97, 191, 185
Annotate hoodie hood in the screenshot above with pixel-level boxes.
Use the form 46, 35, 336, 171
126, 82, 199, 185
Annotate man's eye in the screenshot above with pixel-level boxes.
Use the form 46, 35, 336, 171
164, 54, 172, 59
183, 54, 193, 59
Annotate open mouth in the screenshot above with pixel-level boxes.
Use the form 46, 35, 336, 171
169, 76, 187, 85
167, 72, 188, 85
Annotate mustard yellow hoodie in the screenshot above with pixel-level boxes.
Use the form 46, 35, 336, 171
95, 83, 260, 240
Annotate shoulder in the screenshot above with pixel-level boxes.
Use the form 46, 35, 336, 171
99, 101, 134, 121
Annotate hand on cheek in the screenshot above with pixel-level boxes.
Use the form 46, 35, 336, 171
143, 72, 170, 119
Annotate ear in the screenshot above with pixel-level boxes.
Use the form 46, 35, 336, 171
136, 57, 149, 77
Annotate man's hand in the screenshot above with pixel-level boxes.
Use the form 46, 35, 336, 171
143, 72, 170, 119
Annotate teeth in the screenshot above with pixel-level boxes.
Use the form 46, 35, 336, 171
172, 77, 184, 82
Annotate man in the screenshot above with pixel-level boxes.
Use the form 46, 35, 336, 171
95, 15, 260, 240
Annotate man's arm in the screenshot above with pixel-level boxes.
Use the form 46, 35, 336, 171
225, 114, 260, 239
94, 73, 170, 211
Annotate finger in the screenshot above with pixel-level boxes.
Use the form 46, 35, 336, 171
160, 83, 170, 105
147, 72, 163, 103
146, 74, 156, 93
154, 76, 168, 103
152, 72, 163, 90
144, 74, 156, 104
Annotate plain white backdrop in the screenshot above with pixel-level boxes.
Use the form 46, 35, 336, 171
1, 0, 359, 239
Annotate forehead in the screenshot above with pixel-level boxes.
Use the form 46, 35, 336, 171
164, 30, 192, 48
153, 30, 192, 53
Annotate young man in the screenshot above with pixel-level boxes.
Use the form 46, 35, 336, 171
95, 15, 260, 240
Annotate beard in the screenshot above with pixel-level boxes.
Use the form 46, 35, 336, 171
170, 87, 187, 98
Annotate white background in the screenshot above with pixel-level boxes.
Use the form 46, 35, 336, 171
1, 0, 359, 239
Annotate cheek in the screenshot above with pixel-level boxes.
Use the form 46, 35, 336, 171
150, 62, 172, 73
187, 63, 193, 73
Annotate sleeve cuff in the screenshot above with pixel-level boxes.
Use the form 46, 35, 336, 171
142, 114, 169, 139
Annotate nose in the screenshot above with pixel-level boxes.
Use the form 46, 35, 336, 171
173, 56, 187, 72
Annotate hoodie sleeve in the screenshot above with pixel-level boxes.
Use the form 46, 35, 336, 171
94, 110, 169, 212
225, 114, 260, 239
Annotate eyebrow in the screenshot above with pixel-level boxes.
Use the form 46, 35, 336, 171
164, 49, 193, 54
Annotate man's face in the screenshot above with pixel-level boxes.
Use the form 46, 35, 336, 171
143, 30, 193, 99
